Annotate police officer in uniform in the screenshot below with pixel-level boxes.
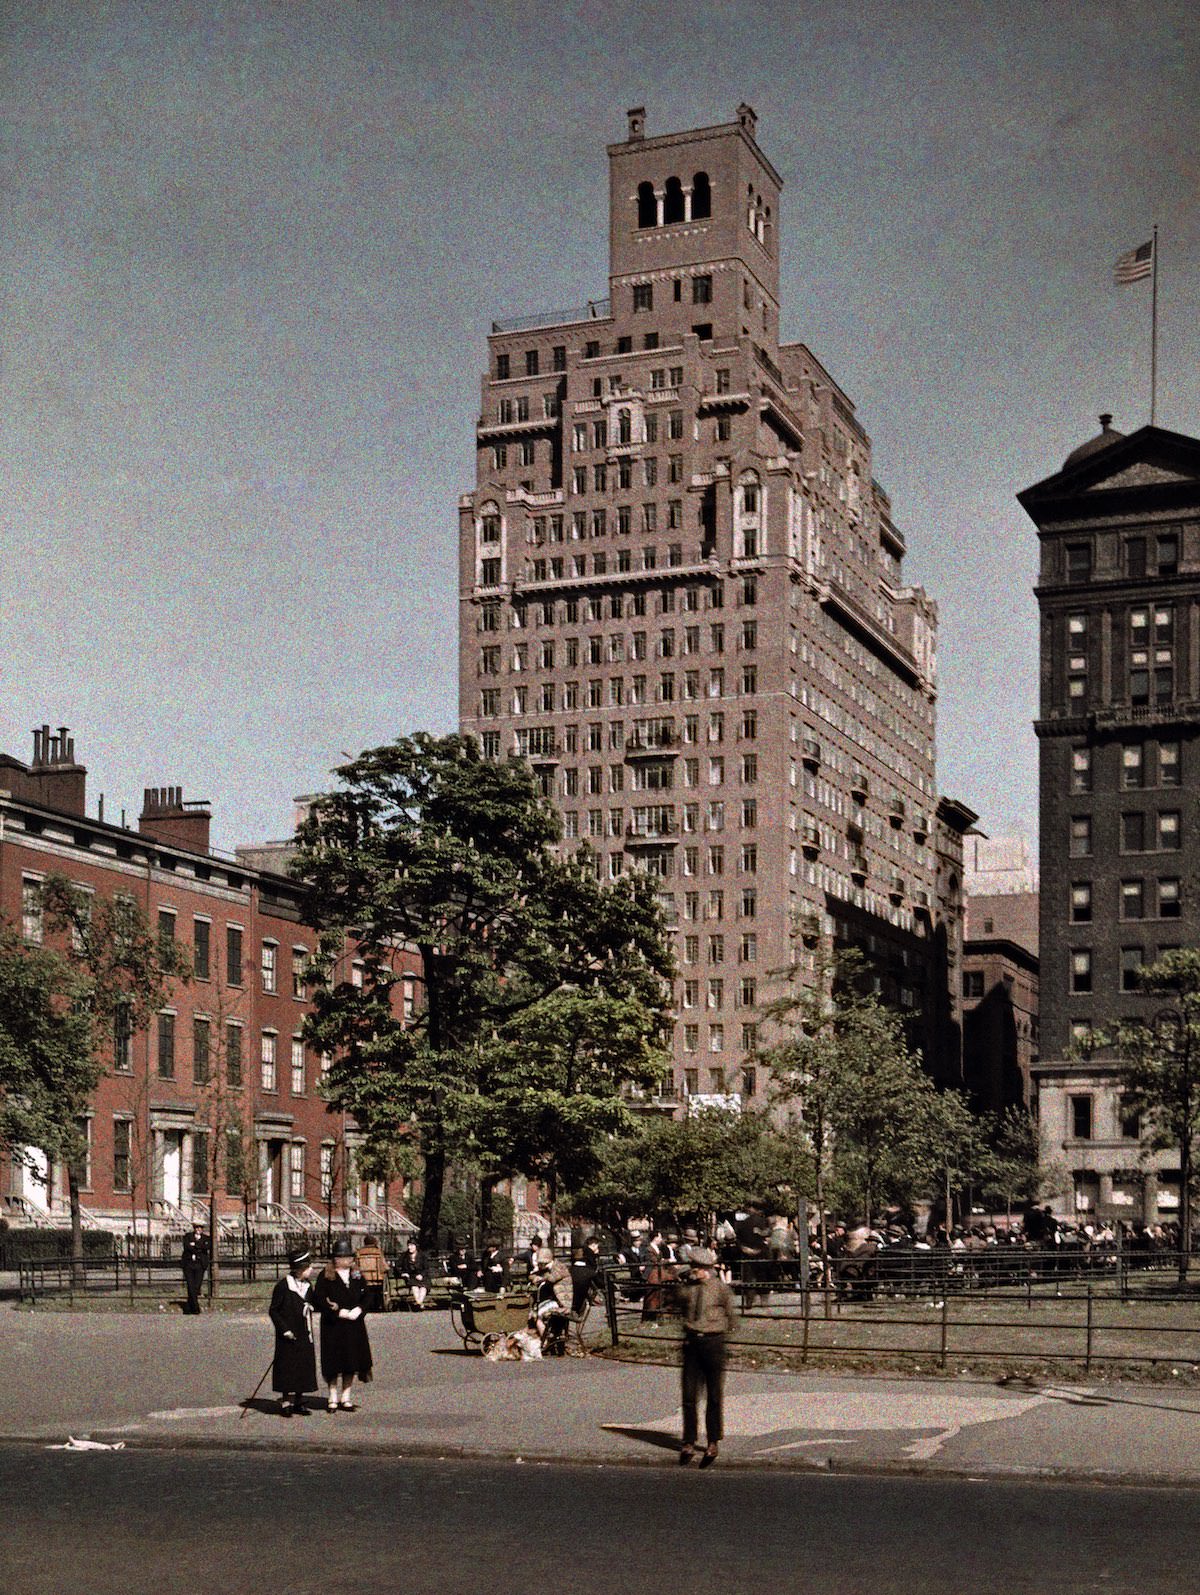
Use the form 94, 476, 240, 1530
181, 1222, 210, 1314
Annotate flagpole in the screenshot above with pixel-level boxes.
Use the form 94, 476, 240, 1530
1150, 224, 1159, 426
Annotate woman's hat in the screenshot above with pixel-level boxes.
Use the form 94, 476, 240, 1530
288, 1246, 311, 1269
689, 1247, 717, 1268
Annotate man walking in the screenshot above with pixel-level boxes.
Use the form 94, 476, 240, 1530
181, 1221, 210, 1315
677, 1246, 736, 1468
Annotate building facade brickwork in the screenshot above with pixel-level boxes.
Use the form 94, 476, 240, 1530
1020, 417, 1200, 1222
0, 727, 419, 1234
458, 108, 968, 1100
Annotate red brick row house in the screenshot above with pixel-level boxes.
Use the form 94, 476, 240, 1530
0, 726, 420, 1239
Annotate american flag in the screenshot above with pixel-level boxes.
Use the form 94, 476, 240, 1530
1115, 239, 1154, 284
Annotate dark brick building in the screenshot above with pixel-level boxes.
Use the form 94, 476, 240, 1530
1020, 416, 1200, 1222
458, 106, 971, 1101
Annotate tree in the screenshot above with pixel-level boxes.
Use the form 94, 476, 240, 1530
0, 929, 94, 1233
0, 878, 188, 1265
762, 948, 979, 1236
975, 1106, 1042, 1226
292, 733, 674, 1250
574, 1107, 807, 1233
1111, 948, 1200, 1282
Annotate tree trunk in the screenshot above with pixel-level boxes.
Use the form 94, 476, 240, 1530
67, 1165, 84, 1283
479, 1174, 498, 1237
419, 1143, 445, 1254
1179, 1137, 1191, 1285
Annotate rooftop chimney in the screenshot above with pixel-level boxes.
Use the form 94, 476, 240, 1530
14, 723, 88, 816
138, 785, 212, 855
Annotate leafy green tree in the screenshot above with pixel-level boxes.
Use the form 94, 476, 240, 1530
763, 949, 986, 1236
574, 1107, 807, 1231
0, 929, 94, 1229
975, 1106, 1042, 1225
292, 733, 674, 1250
1111, 948, 1200, 1281
0, 877, 188, 1264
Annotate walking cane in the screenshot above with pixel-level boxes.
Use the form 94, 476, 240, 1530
240, 1356, 275, 1420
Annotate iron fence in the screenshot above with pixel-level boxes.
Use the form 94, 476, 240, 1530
601, 1256, 1200, 1374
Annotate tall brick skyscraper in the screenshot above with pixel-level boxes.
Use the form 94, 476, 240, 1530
459, 108, 969, 1104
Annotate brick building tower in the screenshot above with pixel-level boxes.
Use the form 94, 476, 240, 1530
1020, 416, 1200, 1221
459, 108, 969, 1103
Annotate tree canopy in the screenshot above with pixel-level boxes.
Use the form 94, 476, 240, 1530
292, 732, 675, 1247
1111, 947, 1200, 1278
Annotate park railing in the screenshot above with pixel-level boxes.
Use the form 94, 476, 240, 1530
602, 1253, 1200, 1374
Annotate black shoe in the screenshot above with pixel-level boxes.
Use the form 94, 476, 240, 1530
293, 1404, 311, 1417
699, 1444, 719, 1469
679, 1446, 695, 1466
280, 1404, 294, 1418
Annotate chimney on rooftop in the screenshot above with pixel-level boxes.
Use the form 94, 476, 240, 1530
21, 723, 87, 816
138, 785, 212, 855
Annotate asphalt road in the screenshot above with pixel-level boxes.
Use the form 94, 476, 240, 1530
4, 1448, 1199, 1595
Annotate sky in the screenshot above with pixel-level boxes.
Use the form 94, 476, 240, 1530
3, 0, 1198, 854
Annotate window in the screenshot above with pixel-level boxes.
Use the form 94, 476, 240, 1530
193, 918, 211, 981
495, 351, 510, 381
113, 1003, 132, 1073
1125, 536, 1146, 578
1070, 747, 1092, 792
1069, 882, 1092, 923
291, 1037, 306, 1096
1070, 1095, 1093, 1140
1120, 880, 1144, 920
1121, 812, 1145, 852
1070, 950, 1092, 993
292, 949, 307, 1000
740, 933, 757, 963
1065, 542, 1092, 583
525, 348, 539, 376
261, 1031, 277, 1092
963, 970, 985, 999
226, 926, 244, 986
633, 282, 653, 312
1158, 811, 1180, 850
193, 1017, 211, 1085
157, 908, 176, 956
261, 940, 278, 993
113, 1118, 132, 1193
1120, 1099, 1141, 1140
290, 1140, 306, 1201
552, 345, 566, 372
1121, 745, 1143, 789
1120, 947, 1144, 992
668, 409, 683, 439
693, 274, 712, 304
709, 1024, 725, 1053
157, 1011, 176, 1079
226, 1023, 243, 1088
1156, 531, 1179, 575
1159, 741, 1181, 786
1158, 878, 1181, 919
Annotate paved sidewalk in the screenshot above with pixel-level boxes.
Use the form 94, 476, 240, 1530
3, 1306, 1200, 1485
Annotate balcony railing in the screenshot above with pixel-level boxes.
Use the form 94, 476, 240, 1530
491, 298, 611, 334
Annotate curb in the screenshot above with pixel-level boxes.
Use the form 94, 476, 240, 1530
5, 1431, 1200, 1491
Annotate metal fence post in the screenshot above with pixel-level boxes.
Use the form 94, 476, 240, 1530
939, 1294, 949, 1369
605, 1268, 620, 1346
801, 1283, 810, 1365
1085, 1283, 1094, 1372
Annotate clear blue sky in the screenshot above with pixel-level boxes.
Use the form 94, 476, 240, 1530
3, 1, 1197, 852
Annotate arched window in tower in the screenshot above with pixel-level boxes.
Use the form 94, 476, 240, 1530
762, 204, 772, 252
691, 172, 711, 219
663, 175, 685, 225
617, 409, 632, 445
637, 181, 656, 229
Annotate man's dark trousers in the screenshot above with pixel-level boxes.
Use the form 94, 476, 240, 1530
681, 1331, 727, 1448
183, 1262, 206, 1314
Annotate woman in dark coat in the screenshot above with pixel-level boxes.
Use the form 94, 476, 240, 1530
313, 1238, 373, 1411
268, 1246, 318, 1417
